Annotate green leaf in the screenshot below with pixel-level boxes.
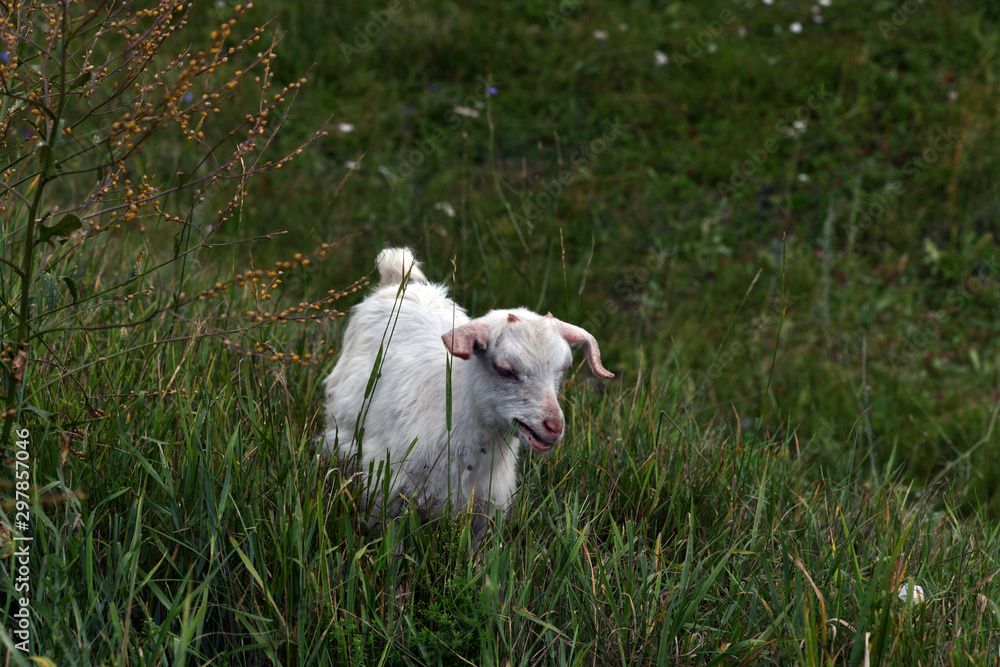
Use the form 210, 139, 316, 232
123, 250, 144, 284
37, 214, 82, 244
513, 607, 564, 636
62, 276, 79, 303
364, 345, 384, 399
24, 404, 55, 422
38, 141, 54, 177
446, 353, 453, 431
42, 272, 58, 311
70, 69, 93, 89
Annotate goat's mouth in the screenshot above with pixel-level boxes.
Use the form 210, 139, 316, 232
513, 419, 556, 454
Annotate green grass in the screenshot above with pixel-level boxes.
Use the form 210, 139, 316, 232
2, 0, 1000, 663
250, 0, 1000, 509
4, 356, 999, 663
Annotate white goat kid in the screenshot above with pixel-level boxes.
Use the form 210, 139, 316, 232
323, 248, 613, 534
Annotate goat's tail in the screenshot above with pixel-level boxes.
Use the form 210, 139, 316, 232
376, 247, 427, 286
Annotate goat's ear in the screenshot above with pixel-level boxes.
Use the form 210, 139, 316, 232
442, 321, 491, 359
557, 321, 615, 379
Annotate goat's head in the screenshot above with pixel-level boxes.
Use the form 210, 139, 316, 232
442, 309, 614, 453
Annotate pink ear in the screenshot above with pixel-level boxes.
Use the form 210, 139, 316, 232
442, 321, 491, 359
556, 321, 615, 379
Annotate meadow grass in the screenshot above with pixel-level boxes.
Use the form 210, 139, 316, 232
2, 0, 1000, 663
3, 328, 999, 663
251, 0, 1000, 509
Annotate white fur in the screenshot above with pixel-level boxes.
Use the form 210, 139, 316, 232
323, 248, 612, 533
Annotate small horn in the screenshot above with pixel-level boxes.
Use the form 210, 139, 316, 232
544, 312, 554, 319
557, 321, 614, 379
507, 313, 520, 323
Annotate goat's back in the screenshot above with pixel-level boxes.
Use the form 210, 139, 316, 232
322, 279, 469, 461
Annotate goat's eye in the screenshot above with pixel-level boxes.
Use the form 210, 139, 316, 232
493, 364, 519, 381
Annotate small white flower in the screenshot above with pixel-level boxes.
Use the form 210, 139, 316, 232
433, 201, 456, 218
812, 14, 824, 23
948, 89, 959, 102
617, 23, 629, 32
790, 22, 803, 34
376, 165, 392, 177
737, 25, 747, 38
898, 584, 926, 604
819, 0, 832, 6
707, 43, 717, 53
797, 173, 810, 182
783, 120, 806, 138
593, 29, 608, 40
474, 99, 485, 109
344, 160, 359, 169
763, 0, 773, 4
654, 50, 669, 66
337, 122, 355, 134
453, 105, 480, 118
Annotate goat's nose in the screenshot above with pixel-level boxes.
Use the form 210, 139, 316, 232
543, 417, 564, 440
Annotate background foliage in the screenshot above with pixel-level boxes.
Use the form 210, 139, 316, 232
1, 0, 999, 663
261, 0, 1000, 509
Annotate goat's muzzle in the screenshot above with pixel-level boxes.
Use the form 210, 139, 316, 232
513, 419, 562, 453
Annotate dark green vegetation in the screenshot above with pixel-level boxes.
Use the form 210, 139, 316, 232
276, 0, 1000, 511
1, 0, 999, 663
